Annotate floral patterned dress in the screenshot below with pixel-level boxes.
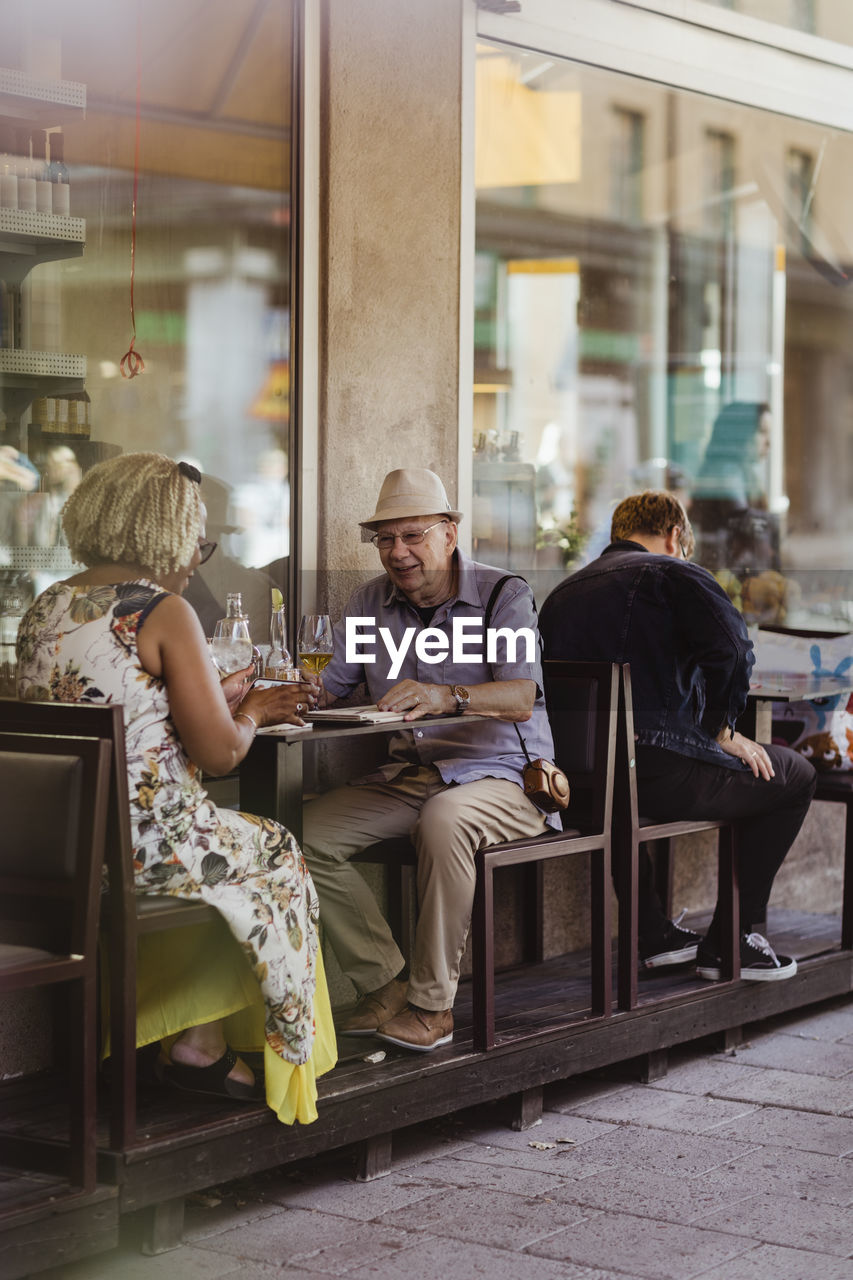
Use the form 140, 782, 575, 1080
17, 579, 335, 1105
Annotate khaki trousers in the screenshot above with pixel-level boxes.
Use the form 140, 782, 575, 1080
301, 765, 548, 1010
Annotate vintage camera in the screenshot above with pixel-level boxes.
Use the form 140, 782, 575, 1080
522, 758, 570, 812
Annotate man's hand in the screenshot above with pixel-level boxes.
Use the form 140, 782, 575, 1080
377, 677, 536, 721
718, 729, 775, 780
312, 675, 334, 708
377, 679, 450, 720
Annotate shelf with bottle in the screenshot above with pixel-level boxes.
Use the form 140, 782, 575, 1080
1, 126, 74, 226
0, 360, 85, 433
0, 348, 85, 379
0, 544, 77, 573
0, 68, 86, 119
29, 391, 91, 436
0, 204, 84, 245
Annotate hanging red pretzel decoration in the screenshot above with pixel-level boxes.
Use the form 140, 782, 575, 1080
120, 7, 145, 379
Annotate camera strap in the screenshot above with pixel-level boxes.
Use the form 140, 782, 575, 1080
482, 573, 536, 762
482, 574, 569, 812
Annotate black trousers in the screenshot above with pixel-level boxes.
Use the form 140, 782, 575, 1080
635, 744, 817, 942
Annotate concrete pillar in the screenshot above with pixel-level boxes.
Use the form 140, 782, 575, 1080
318, 0, 463, 591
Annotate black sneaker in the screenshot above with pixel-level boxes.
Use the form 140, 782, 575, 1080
696, 931, 798, 982
640, 916, 701, 969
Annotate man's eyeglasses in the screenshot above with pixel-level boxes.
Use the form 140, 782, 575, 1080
198, 537, 218, 565
370, 519, 449, 552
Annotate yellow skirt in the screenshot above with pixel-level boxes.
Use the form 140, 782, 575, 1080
103, 915, 337, 1125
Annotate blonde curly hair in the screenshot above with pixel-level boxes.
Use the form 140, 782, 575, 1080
611, 490, 695, 559
62, 452, 203, 578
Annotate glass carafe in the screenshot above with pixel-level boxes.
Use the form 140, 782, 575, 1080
210, 592, 253, 675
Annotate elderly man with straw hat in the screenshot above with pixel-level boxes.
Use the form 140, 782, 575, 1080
301, 467, 558, 1051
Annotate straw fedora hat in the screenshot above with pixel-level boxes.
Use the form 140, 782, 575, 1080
360, 467, 463, 535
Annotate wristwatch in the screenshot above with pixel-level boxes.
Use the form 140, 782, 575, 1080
449, 684, 470, 715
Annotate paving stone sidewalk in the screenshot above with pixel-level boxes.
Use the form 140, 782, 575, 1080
43, 996, 853, 1280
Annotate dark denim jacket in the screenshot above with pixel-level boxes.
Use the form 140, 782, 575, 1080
539, 541, 754, 770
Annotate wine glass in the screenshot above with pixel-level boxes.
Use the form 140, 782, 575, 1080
297, 613, 334, 676
210, 615, 254, 675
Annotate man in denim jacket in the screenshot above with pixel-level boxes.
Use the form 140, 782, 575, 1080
540, 490, 816, 980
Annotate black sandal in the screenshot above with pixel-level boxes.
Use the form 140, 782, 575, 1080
160, 1046, 264, 1103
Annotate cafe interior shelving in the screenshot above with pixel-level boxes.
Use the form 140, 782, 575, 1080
0, 67, 86, 458
0, 67, 87, 576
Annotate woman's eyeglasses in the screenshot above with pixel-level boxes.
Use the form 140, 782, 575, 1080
198, 538, 218, 565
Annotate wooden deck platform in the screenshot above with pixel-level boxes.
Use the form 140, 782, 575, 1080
0, 907, 850, 1257
0, 1170, 117, 1278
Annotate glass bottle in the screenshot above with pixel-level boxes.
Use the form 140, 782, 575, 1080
47, 132, 69, 216
0, 590, 25, 697
15, 128, 36, 213
33, 130, 52, 215
0, 127, 18, 209
267, 603, 292, 678
0, 281, 13, 349
210, 593, 254, 676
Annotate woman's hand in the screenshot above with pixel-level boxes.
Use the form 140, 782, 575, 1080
219, 665, 254, 713
142, 598, 322, 773
240, 676, 321, 728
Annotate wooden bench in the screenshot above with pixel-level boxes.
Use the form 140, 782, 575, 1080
0, 717, 119, 1278
0, 699, 219, 1154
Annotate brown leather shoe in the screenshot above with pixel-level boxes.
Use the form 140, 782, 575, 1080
375, 1004, 453, 1052
338, 977, 408, 1036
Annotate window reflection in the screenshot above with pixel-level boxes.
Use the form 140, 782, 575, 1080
699, 0, 823, 38
0, 0, 293, 655
474, 42, 853, 628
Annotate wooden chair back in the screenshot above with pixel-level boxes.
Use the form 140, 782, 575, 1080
544, 659, 619, 834
614, 665, 739, 1010
470, 661, 620, 1049
0, 699, 217, 1152
808, 771, 853, 951
0, 728, 111, 1192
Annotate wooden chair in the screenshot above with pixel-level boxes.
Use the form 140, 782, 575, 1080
0, 729, 111, 1193
809, 772, 853, 951
344, 665, 619, 1052
613, 665, 740, 1012
751, 625, 853, 953
0, 700, 219, 1153
470, 660, 619, 1049
351, 839, 418, 959
350, 840, 546, 979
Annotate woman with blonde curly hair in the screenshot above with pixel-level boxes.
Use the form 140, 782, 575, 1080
16, 452, 335, 1122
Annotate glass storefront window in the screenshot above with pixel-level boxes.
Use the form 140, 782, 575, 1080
696, 0, 845, 40
0, 0, 294, 672
474, 40, 853, 628
691, 1, 851, 45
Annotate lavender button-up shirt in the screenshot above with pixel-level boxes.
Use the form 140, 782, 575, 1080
322, 548, 560, 828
